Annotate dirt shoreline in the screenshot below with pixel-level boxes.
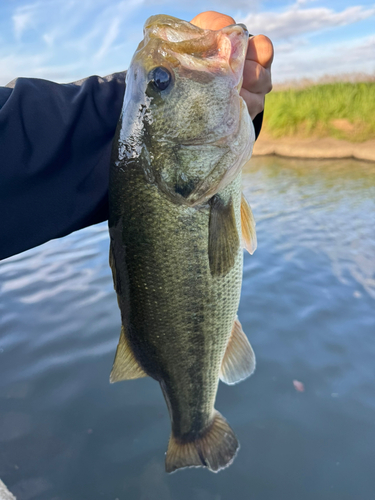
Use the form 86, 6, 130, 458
252, 136, 375, 162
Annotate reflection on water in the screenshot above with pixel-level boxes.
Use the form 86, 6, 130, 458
0, 157, 374, 500
244, 157, 375, 298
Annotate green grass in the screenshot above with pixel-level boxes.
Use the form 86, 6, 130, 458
263, 82, 375, 142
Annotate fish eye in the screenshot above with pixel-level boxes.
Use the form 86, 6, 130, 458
150, 67, 172, 91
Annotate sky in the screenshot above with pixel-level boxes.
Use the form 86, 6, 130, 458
0, 0, 374, 86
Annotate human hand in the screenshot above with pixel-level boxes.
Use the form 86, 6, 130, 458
190, 11, 274, 120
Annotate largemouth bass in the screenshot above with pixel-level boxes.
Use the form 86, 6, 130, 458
109, 14, 257, 473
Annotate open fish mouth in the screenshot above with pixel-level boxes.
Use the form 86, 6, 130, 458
141, 15, 249, 84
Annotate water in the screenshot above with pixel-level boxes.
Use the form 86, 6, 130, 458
1, 157, 374, 500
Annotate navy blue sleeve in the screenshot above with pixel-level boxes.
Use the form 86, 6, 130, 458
0, 73, 263, 260
0, 73, 126, 260
253, 110, 263, 141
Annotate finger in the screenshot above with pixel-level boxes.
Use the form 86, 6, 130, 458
246, 34, 274, 69
190, 11, 235, 30
240, 88, 265, 120
242, 60, 272, 95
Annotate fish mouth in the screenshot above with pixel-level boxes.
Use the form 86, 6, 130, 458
143, 15, 249, 83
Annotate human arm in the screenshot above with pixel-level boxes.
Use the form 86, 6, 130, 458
0, 73, 125, 260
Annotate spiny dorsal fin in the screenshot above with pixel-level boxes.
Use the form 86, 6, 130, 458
165, 410, 239, 473
110, 326, 148, 383
219, 317, 256, 385
208, 195, 239, 277
241, 193, 257, 255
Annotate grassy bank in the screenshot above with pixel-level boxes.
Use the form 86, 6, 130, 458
263, 82, 375, 142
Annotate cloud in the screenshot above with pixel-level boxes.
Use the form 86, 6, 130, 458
241, 3, 375, 40
93, 0, 146, 60
0, 0, 147, 84
1, 0, 375, 85
141, 0, 260, 10
272, 34, 375, 82
0, 53, 48, 85
13, 9, 34, 40
345, 34, 375, 62
238, 2, 375, 82
94, 17, 121, 60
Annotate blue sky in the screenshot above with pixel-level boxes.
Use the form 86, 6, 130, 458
0, 0, 374, 85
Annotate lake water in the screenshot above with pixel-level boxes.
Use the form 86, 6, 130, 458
1, 156, 374, 500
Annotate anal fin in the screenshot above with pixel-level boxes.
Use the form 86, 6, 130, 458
209, 195, 239, 277
241, 193, 257, 255
219, 317, 256, 385
110, 326, 148, 383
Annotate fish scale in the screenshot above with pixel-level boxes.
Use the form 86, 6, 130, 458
110, 162, 243, 441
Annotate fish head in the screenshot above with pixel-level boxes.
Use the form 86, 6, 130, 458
116, 14, 254, 205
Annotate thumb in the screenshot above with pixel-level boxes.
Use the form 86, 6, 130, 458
190, 11, 236, 30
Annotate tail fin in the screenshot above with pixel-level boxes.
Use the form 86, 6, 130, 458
165, 410, 239, 473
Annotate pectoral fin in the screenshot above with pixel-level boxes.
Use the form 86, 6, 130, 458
110, 326, 148, 383
208, 196, 240, 277
219, 317, 256, 385
241, 194, 257, 255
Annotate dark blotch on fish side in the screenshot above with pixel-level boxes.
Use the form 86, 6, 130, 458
174, 179, 197, 198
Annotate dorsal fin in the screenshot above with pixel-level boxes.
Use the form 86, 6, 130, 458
219, 317, 256, 385
208, 195, 240, 277
241, 193, 257, 255
110, 326, 148, 383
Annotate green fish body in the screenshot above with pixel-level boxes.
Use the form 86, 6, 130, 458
109, 15, 257, 473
